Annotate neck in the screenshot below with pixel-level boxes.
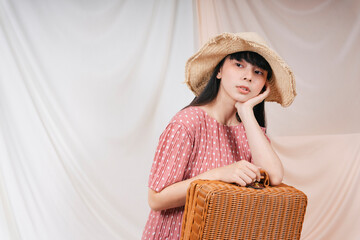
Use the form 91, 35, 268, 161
202, 91, 239, 126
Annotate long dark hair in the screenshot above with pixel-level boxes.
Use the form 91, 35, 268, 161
187, 51, 272, 128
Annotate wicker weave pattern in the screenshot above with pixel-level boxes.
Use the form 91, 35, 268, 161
181, 180, 307, 240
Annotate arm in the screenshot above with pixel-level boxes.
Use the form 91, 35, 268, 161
235, 84, 284, 185
148, 172, 206, 211
148, 160, 261, 211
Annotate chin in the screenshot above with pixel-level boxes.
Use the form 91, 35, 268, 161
234, 96, 251, 102
235, 93, 258, 102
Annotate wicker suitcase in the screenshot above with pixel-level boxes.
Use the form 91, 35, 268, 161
180, 172, 307, 240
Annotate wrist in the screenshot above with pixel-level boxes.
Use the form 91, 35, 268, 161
237, 107, 255, 121
197, 168, 217, 181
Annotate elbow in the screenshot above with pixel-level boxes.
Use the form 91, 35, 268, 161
268, 168, 284, 186
270, 176, 283, 186
269, 162, 284, 186
148, 199, 162, 212
148, 189, 164, 212
269, 171, 283, 186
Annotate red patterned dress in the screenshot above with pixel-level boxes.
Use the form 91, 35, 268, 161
142, 106, 268, 240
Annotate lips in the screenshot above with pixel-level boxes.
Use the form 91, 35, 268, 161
237, 85, 250, 94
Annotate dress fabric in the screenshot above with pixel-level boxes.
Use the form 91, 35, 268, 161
142, 106, 267, 240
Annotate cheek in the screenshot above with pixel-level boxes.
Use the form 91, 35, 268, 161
254, 81, 266, 95
220, 77, 232, 90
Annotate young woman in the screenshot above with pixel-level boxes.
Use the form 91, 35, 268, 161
142, 32, 296, 240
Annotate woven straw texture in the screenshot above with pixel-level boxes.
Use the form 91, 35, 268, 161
180, 180, 307, 240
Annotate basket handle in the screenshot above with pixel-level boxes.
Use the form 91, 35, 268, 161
247, 170, 269, 189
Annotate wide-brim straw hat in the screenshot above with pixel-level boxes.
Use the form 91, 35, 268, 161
185, 32, 296, 107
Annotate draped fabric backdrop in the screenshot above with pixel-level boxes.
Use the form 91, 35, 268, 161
0, 0, 359, 239
196, 0, 360, 239
0, 0, 195, 239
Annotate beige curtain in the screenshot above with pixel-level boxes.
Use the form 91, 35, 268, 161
196, 0, 360, 239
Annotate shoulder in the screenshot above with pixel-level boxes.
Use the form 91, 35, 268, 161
166, 106, 206, 136
170, 106, 206, 126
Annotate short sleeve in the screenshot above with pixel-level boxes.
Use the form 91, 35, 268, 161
148, 123, 193, 192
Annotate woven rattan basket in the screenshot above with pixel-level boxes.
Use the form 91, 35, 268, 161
180, 172, 307, 240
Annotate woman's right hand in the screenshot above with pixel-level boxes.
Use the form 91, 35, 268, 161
206, 160, 261, 186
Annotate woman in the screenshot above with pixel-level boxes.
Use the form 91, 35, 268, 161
142, 32, 296, 240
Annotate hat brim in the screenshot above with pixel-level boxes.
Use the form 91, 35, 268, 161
185, 32, 296, 107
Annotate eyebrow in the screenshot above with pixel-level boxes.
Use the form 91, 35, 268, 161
236, 59, 266, 71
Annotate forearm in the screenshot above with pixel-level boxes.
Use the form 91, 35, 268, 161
148, 171, 216, 211
239, 109, 284, 185
148, 179, 191, 211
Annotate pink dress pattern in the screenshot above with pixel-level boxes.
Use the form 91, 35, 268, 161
142, 106, 267, 240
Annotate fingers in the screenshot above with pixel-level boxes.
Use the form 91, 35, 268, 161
238, 170, 255, 185
213, 161, 262, 186
233, 175, 247, 187
236, 161, 261, 182
262, 82, 271, 98
245, 162, 262, 182
236, 84, 271, 112
238, 166, 255, 183
255, 84, 270, 102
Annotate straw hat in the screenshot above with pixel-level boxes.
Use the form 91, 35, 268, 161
185, 32, 296, 107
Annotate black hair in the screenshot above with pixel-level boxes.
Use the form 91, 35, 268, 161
186, 51, 272, 128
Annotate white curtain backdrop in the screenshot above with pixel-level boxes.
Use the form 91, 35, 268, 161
1, 0, 360, 239
0, 0, 195, 239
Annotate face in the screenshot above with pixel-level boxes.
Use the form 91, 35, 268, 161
217, 57, 268, 103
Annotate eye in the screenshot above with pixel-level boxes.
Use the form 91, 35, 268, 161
255, 70, 263, 75
236, 63, 243, 67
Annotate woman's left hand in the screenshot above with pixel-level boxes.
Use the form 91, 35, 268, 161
235, 83, 270, 115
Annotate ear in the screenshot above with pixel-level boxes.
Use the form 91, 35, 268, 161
216, 69, 222, 79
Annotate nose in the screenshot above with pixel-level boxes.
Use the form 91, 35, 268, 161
242, 69, 253, 82
243, 76, 251, 82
